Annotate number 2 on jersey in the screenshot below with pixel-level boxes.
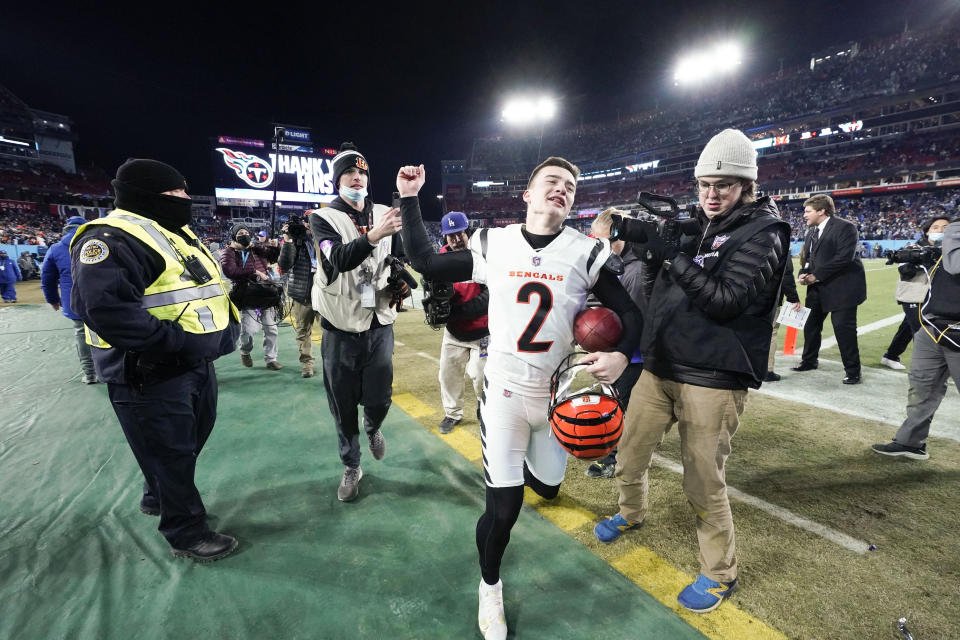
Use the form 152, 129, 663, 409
516, 282, 554, 353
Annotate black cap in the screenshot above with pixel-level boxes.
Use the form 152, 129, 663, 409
114, 159, 187, 194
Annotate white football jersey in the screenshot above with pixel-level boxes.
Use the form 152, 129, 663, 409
469, 225, 611, 396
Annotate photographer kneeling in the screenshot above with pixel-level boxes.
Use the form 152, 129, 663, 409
220, 223, 283, 370
873, 219, 960, 460
594, 129, 790, 613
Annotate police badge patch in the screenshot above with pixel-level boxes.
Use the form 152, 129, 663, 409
79, 239, 110, 264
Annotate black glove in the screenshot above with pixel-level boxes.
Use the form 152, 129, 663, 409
658, 219, 681, 260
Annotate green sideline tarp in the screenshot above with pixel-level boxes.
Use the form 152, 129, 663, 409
0, 304, 703, 639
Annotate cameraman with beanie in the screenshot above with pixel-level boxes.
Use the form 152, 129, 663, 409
595, 129, 790, 613
279, 213, 318, 378
41, 215, 98, 383
221, 222, 282, 370
308, 142, 406, 502
70, 159, 241, 562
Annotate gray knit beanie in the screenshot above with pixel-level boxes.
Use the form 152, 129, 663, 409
694, 129, 757, 180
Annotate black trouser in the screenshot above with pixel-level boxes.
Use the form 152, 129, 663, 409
801, 287, 861, 377
321, 324, 393, 468
885, 303, 922, 360
107, 361, 217, 548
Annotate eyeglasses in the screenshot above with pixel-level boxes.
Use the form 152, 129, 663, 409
695, 180, 741, 196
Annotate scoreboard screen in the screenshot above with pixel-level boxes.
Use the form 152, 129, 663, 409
212, 137, 337, 204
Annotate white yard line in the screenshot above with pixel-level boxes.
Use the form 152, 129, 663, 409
652, 454, 873, 554
817, 313, 903, 351
416, 352, 441, 364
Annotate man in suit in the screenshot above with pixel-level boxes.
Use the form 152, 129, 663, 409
792, 194, 867, 384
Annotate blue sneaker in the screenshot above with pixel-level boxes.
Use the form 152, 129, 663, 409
593, 514, 643, 543
677, 574, 738, 613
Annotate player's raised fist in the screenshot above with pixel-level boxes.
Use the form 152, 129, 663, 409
396, 164, 426, 197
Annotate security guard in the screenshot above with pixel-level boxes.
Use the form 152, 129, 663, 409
71, 159, 241, 562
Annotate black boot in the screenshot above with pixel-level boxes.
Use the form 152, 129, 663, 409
172, 532, 238, 563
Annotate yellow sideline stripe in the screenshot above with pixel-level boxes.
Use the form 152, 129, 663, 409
524, 490, 595, 531
399, 391, 786, 640
392, 393, 436, 418
610, 549, 788, 640
440, 429, 483, 462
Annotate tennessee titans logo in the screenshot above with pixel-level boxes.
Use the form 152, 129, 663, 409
532, 256, 541, 266
216, 148, 274, 189
711, 235, 730, 250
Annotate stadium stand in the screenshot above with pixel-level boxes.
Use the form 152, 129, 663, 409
444, 19, 960, 245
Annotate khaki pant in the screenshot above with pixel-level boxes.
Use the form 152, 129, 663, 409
438, 329, 487, 421
290, 300, 317, 368
767, 321, 780, 372
615, 371, 746, 583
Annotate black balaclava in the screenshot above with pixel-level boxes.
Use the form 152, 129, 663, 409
112, 159, 192, 232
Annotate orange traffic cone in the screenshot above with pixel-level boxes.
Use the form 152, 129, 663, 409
783, 326, 798, 356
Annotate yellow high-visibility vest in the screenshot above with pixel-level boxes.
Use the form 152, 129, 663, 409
70, 209, 239, 348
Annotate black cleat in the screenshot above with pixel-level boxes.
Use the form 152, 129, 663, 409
791, 362, 818, 372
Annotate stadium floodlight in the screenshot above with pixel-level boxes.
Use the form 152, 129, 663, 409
673, 41, 743, 85
502, 96, 556, 124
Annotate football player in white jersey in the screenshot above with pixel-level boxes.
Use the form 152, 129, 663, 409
396, 158, 642, 640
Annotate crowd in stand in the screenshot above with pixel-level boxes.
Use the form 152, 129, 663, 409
0, 208, 65, 246
778, 188, 960, 241
470, 20, 960, 171
0, 157, 111, 206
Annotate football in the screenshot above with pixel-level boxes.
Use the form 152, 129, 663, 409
573, 307, 623, 352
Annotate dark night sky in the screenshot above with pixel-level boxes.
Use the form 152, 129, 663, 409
3, 1, 952, 215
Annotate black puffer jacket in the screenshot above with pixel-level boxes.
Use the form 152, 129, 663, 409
641, 196, 790, 389
278, 238, 314, 304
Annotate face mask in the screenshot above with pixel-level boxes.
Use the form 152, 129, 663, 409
928, 232, 944, 245
237, 235, 251, 247
340, 186, 368, 203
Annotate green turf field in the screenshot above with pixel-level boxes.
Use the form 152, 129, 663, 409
392, 260, 960, 640
5, 261, 958, 639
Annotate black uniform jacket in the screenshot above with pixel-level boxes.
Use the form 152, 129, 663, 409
71, 225, 238, 384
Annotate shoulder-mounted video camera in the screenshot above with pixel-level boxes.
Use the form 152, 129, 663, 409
885, 245, 942, 267
608, 192, 700, 261
421, 277, 454, 329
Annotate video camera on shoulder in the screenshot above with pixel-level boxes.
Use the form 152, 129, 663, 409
421, 277, 454, 329
608, 192, 699, 256
885, 245, 942, 267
